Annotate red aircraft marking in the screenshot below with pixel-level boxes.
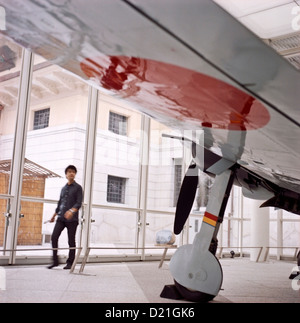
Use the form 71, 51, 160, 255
80, 56, 270, 131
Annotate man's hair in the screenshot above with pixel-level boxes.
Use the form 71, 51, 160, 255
65, 165, 77, 174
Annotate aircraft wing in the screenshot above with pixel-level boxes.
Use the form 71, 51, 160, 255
1, 0, 300, 213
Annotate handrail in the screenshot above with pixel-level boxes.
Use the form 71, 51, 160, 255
217, 246, 264, 262
1, 245, 298, 272
0, 245, 178, 272
264, 246, 299, 262
73, 245, 178, 274
218, 246, 300, 262
0, 247, 81, 252
0, 247, 83, 270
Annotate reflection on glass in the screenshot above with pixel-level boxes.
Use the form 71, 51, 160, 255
145, 212, 178, 257
89, 208, 138, 256
0, 35, 22, 250
93, 94, 142, 208
0, 198, 8, 248
15, 200, 82, 257
17, 54, 88, 250
22, 53, 89, 199
147, 119, 183, 212
0, 35, 22, 194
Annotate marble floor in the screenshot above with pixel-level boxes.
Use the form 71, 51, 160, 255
0, 258, 299, 303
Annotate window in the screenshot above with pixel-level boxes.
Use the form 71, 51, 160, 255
33, 108, 50, 130
108, 111, 127, 136
173, 163, 182, 207
107, 175, 126, 203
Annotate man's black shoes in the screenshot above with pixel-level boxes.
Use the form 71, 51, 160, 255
47, 263, 58, 269
47, 263, 72, 270
63, 263, 72, 270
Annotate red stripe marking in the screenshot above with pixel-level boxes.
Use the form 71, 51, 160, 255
204, 212, 218, 222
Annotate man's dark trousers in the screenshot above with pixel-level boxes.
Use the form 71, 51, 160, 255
51, 220, 78, 266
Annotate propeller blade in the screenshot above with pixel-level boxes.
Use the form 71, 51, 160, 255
174, 163, 198, 235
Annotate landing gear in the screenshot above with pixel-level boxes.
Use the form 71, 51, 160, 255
173, 240, 221, 303
161, 168, 235, 302
174, 280, 215, 303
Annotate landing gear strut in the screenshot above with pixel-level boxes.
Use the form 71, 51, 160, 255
161, 168, 235, 302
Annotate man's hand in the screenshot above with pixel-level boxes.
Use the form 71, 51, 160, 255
50, 213, 57, 223
64, 210, 74, 220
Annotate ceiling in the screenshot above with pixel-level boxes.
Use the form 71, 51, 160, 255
0, 63, 88, 109
213, 0, 300, 69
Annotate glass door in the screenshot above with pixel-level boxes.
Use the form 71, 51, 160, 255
0, 35, 22, 263
145, 120, 184, 258
15, 54, 89, 260
91, 93, 142, 258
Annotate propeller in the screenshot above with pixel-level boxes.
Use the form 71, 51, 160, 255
174, 162, 199, 235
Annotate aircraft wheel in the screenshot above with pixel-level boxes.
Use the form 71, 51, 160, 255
174, 280, 215, 303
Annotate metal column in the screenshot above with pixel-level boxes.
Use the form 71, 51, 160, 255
137, 115, 150, 260
81, 86, 99, 254
6, 49, 33, 264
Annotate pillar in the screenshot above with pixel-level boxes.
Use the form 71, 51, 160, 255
250, 199, 269, 262
6, 49, 33, 264
81, 86, 98, 253
137, 114, 150, 260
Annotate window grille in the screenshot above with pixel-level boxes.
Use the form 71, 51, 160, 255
107, 175, 126, 204
108, 111, 127, 136
33, 108, 50, 130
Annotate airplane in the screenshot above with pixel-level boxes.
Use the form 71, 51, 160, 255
0, 0, 300, 302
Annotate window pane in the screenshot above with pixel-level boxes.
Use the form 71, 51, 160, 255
93, 95, 141, 209
145, 212, 179, 257
89, 208, 139, 257
0, 198, 8, 249
0, 35, 22, 253
18, 54, 88, 253
22, 54, 89, 200
109, 111, 127, 136
92, 95, 141, 256
0, 35, 22, 195
33, 107, 50, 130
107, 175, 126, 204
147, 120, 184, 212
14, 201, 82, 258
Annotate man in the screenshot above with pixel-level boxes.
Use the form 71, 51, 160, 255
48, 165, 83, 270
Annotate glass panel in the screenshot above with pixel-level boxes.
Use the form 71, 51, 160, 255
0, 198, 8, 250
282, 212, 300, 257
0, 35, 22, 194
21, 53, 88, 196
18, 54, 89, 253
144, 212, 178, 257
93, 95, 141, 208
129, 119, 182, 258
147, 120, 183, 212
15, 200, 82, 259
145, 120, 184, 252
89, 208, 140, 256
